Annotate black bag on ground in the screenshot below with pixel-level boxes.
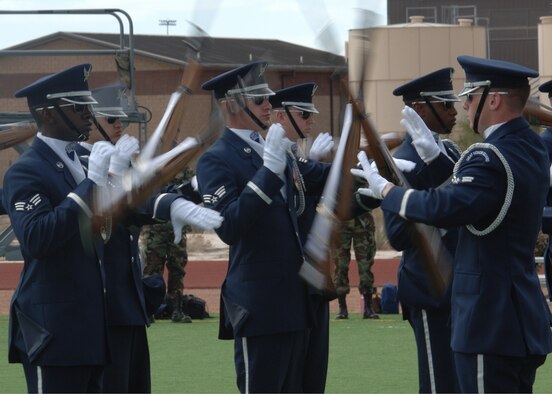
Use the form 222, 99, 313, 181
182, 294, 210, 319
154, 294, 210, 320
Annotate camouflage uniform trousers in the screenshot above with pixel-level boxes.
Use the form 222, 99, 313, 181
333, 211, 377, 296
142, 221, 188, 296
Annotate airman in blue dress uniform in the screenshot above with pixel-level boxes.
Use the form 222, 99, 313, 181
356, 55, 552, 392
3, 64, 111, 393
75, 84, 222, 392
270, 82, 335, 393
76, 84, 158, 393
196, 62, 336, 393
390, 67, 462, 393
537, 80, 552, 301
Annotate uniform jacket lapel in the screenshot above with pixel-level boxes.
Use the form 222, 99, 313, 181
33, 138, 78, 189
221, 128, 264, 169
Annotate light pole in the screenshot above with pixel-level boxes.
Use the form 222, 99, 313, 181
159, 19, 177, 35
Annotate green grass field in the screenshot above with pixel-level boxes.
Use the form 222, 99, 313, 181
1, 314, 552, 393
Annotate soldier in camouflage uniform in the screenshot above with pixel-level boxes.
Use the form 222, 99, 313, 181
333, 210, 379, 319
142, 169, 195, 323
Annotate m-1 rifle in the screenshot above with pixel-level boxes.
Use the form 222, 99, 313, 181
343, 79, 452, 297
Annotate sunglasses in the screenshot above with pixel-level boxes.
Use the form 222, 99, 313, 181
58, 103, 92, 113
107, 117, 118, 124
294, 110, 313, 120
249, 96, 269, 106
412, 100, 455, 109
36, 102, 91, 113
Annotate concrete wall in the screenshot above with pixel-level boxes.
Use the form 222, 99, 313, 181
539, 16, 552, 105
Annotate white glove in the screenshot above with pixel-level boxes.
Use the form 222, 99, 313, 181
351, 158, 415, 182
109, 134, 139, 176
88, 141, 117, 186
308, 132, 334, 160
170, 199, 223, 242
376, 158, 416, 173
191, 175, 199, 192
400, 106, 440, 164
350, 151, 391, 200
263, 123, 287, 175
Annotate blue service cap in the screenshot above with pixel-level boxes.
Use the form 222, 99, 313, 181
92, 84, 128, 117
269, 83, 319, 113
393, 67, 459, 102
15, 63, 97, 108
201, 60, 274, 100
539, 80, 552, 98
457, 55, 538, 96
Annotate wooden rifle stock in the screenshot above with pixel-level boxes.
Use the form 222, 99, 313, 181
524, 100, 552, 128
300, 104, 355, 298
0, 122, 37, 150
341, 79, 452, 298
160, 61, 202, 154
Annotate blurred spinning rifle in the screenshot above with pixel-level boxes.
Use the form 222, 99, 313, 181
298, 2, 452, 298
300, 103, 356, 298
88, 59, 221, 236
344, 77, 452, 298
0, 121, 37, 151
78, 66, 196, 252
84, 14, 222, 247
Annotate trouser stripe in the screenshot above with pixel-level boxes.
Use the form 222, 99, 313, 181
477, 354, 484, 393
242, 337, 250, 394
37, 366, 43, 394
422, 309, 437, 394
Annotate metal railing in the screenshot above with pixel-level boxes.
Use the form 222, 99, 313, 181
0, 9, 149, 135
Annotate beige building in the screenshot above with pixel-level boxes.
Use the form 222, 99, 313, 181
347, 16, 486, 134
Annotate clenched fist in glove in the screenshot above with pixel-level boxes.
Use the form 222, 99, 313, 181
263, 123, 288, 175
109, 134, 140, 176
308, 132, 334, 160
400, 106, 441, 164
88, 141, 117, 186
350, 151, 393, 200
170, 199, 224, 243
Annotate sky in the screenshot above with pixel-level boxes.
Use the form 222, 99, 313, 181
0, 0, 387, 54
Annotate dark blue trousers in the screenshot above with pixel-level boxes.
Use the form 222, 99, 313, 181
303, 296, 329, 393
234, 330, 308, 393
19, 349, 103, 393
407, 307, 458, 393
454, 352, 546, 393
102, 325, 150, 393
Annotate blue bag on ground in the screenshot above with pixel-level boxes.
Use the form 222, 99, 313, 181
381, 283, 399, 314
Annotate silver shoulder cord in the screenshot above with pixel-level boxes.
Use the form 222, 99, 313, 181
453, 142, 514, 236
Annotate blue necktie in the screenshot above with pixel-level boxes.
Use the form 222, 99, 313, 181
250, 131, 261, 143
65, 143, 76, 160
